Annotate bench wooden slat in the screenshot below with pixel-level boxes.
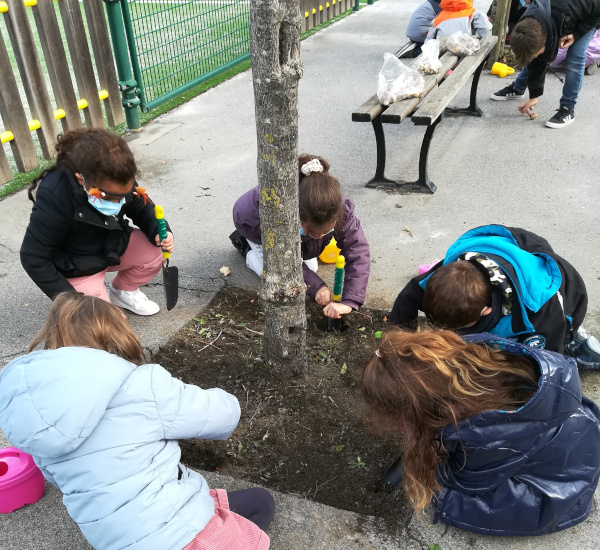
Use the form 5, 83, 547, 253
352, 95, 384, 122
411, 35, 498, 126
380, 51, 459, 124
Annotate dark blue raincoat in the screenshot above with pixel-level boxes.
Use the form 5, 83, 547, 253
435, 333, 600, 536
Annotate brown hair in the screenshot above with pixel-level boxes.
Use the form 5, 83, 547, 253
362, 328, 539, 513
28, 293, 145, 366
298, 154, 344, 231
28, 128, 137, 202
423, 261, 491, 328
511, 17, 547, 67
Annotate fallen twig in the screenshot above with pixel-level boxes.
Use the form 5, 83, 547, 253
245, 327, 264, 336
197, 330, 222, 353
249, 401, 262, 424
193, 337, 222, 352
328, 396, 338, 407
224, 328, 250, 341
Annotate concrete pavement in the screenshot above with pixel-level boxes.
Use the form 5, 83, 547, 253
2, 0, 600, 547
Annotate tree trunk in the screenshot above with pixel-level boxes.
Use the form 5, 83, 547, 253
250, 0, 307, 375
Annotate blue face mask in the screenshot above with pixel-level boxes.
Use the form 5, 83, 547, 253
519, 0, 527, 7
81, 179, 126, 216
88, 196, 125, 216
300, 227, 334, 239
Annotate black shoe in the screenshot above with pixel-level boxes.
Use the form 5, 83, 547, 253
491, 83, 525, 101
382, 455, 404, 493
546, 106, 575, 129
576, 336, 600, 371
229, 230, 251, 258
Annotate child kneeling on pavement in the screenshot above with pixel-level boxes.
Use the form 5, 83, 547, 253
363, 328, 600, 535
389, 224, 600, 369
21, 128, 173, 316
0, 293, 274, 550
230, 154, 370, 320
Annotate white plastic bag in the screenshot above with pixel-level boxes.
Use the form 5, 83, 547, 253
447, 31, 480, 56
377, 53, 425, 106
414, 39, 442, 75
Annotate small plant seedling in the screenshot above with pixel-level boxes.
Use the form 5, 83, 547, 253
318, 350, 328, 360
227, 442, 247, 460
340, 363, 347, 375
374, 331, 383, 339
348, 456, 366, 469
358, 327, 366, 332
429, 544, 441, 550
241, 351, 253, 367
192, 317, 205, 325
335, 444, 345, 452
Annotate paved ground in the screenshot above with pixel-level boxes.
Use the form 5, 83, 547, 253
2, 0, 600, 548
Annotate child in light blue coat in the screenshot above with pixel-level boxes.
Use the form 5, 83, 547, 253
0, 293, 274, 550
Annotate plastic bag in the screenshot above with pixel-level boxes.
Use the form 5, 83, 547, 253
447, 31, 480, 57
413, 39, 442, 75
377, 53, 425, 106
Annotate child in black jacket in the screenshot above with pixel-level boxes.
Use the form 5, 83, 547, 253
389, 225, 600, 369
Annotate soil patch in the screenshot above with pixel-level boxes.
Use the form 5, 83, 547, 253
154, 286, 413, 525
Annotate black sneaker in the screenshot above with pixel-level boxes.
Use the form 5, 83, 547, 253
490, 83, 526, 101
229, 230, 251, 258
546, 106, 575, 129
576, 335, 600, 371
381, 455, 404, 493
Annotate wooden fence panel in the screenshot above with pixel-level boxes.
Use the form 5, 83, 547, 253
58, 0, 105, 128
83, 0, 125, 127
32, 0, 83, 132
4, 0, 58, 159
0, 26, 39, 175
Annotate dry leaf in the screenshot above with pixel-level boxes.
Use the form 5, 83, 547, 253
220, 266, 231, 276
529, 113, 537, 120
403, 226, 413, 238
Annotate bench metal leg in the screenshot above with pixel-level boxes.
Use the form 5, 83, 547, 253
365, 116, 399, 188
395, 114, 440, 194
444, 58, 487, 118
365, 115, 440, 194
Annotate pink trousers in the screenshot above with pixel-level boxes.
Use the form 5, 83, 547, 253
67, 229, 163, 302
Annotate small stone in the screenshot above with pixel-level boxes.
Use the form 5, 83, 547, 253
395, 203, 403, 208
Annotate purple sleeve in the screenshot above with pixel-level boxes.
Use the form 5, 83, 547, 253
304, 264, 326, 300
335, 201, 370, 309
232, 187, 262, 244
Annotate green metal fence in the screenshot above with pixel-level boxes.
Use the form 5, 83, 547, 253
120, 0, 251, 112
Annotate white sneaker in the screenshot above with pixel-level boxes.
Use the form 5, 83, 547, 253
108, 284, 160, 316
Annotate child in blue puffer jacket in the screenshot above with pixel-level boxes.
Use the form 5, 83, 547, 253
0, 293, 274, 550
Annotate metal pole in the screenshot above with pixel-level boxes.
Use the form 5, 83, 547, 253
103, 0, 140, 129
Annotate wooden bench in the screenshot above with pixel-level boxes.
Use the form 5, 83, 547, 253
352, 35, 498, 194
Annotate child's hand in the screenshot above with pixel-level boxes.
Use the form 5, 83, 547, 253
323, 302, 352, 319
518, 97, 538, 115
315, 286, 333, 306
559, 34, 574, 49
155, 231, 174, 253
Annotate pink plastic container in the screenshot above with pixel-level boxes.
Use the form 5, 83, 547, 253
0, 447, 45, 513
418, 259, 441, 274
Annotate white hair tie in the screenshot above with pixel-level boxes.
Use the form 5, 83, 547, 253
375, 349, 383, 358
301, 158, 323, 176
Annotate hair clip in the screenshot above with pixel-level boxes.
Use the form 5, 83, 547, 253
133, 187, 153, 205
375, 349, 383, 358
87, 187, 104, 202
301, 158, 323, 176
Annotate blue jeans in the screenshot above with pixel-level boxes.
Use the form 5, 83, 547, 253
513, 28, 596, 110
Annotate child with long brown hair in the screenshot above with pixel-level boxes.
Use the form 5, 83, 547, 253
21, 128, 173, 315
0, 293, 274, 550
363, 328, 600, 536
230, 154, 370, 319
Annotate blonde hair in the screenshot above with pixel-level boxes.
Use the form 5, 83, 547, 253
362, 328, 538, 513
29, 293, 145, 365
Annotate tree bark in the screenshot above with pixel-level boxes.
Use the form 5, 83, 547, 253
250, 0, 307, 375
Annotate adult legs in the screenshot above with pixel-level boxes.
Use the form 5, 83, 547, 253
227, 488, 275, 531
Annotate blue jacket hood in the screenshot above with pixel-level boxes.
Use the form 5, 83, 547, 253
0, 347, 136, 459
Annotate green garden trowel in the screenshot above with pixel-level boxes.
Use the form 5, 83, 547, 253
155, 205, 178, 310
